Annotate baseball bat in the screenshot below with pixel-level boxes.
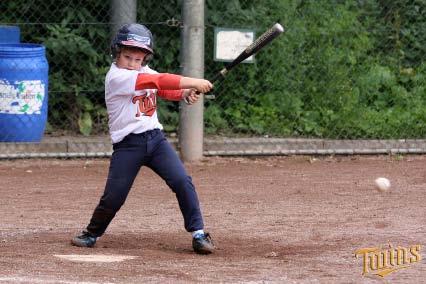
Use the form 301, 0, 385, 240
204, 23, 285, 99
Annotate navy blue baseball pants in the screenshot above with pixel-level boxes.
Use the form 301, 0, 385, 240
86, 129, 204, 237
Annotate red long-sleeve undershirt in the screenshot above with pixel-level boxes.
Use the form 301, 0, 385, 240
135, 73, 184, 101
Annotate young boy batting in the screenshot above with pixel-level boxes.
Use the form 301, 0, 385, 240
71, 23, 214, 254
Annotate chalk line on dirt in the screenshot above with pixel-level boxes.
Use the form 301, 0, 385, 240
0, 276, 115, 284
54, 254, 137, 263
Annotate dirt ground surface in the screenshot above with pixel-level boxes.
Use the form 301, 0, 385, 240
0, 155, 425, 283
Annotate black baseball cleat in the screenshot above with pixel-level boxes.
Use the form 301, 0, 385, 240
71, 230, 97, 248
192, 232, 214, 254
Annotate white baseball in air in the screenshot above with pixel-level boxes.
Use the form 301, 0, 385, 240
375, 177, 391, 192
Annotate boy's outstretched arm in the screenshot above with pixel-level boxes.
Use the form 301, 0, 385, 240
156, 88, 200, 105
179, 77, 213, 93
136, 73, 213, 94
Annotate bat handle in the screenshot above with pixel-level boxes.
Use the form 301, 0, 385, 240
191, 69, 226, 99
194, 89, 216, 100
205, 94, 216, 99
201, 69, 227, 99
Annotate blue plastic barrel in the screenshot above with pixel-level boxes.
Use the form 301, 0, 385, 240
0, 26, 20, 43
0, 44, 49, 142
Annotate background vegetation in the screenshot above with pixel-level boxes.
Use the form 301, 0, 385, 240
1, 0, 425, 138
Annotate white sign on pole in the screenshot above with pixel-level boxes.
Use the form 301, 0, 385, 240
214, 28, 255, 63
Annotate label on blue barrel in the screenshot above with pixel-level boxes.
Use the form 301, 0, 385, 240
0, 80, 45, 114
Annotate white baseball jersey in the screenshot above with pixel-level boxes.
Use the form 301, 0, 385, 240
105, 63, 183, 143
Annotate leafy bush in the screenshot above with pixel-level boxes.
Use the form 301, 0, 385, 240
1, 0, 425, 138
204, 0, 426, 138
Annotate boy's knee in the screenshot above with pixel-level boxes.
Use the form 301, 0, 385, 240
169, 175, 194, 193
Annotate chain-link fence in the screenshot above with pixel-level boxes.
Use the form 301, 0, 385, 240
1, 0, 425, 158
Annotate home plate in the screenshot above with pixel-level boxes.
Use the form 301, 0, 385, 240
54, 254, 137, 263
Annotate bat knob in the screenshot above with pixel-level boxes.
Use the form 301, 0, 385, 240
205, 94, 216, 100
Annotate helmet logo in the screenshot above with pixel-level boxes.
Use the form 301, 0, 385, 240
127, 33, 151, 45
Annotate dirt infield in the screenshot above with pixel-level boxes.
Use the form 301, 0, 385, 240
0, 155, 425, 283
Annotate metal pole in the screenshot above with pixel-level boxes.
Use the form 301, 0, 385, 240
111, 0, 137, 39
179, 0, 205, 162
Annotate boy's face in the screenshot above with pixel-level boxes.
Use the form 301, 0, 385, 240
116, 47, 147, 70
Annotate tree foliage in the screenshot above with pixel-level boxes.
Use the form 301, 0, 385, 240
1, 0, 425, 138
204, 0, 426, 138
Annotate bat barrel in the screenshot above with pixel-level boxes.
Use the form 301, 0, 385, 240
205, 23, 285, 100
246, 23, 284, 54
273, 23, 284, 33
226, 23, 285, 70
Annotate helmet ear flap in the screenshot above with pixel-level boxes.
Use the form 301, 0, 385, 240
142, 53, 153, 66
111, 45, 121, 60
